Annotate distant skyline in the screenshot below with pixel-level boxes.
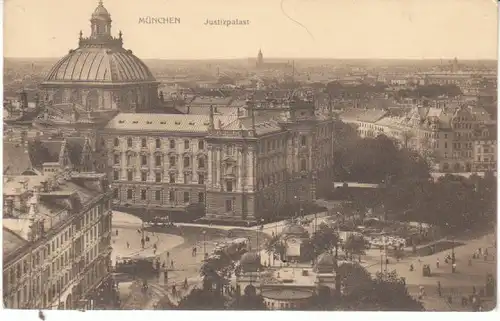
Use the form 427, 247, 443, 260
3, 0, 499, 60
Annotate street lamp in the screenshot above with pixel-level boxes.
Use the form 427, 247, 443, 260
202, 230, 207, 258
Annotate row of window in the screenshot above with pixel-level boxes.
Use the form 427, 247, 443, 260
114, 155, 206, 168
115, 137, 205, 150
119, 189, 205, 203
114, 171, 206, 184
3, 203, 106, 297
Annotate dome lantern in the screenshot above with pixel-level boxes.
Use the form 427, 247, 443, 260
90, 0, 112, 40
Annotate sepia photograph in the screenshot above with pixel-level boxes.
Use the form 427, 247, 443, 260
1, 0, 498, 313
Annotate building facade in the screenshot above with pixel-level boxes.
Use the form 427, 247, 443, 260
2, 171, 114, 310
101, 98, 336, 222
340, 105, 497, 173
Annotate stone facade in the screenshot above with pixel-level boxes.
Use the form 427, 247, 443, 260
100, 98, 336, 222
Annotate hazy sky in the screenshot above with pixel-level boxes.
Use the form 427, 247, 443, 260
3, 0, 498, 59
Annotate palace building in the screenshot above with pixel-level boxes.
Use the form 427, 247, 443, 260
100, 97, 336, 222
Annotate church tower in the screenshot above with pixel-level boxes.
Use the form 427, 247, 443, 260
90, 1, 112, 40
256, 49, 264, 68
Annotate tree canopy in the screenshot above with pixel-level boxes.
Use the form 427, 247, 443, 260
333, 133, 431, 184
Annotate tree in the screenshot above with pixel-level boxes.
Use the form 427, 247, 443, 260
177, 288, 226, 310
264, 235, 286, 262
343, 234, 366, 261
333, 266, 424, 311
310, 223, 340, 258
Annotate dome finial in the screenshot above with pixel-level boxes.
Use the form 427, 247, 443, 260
98, 0, 103, 6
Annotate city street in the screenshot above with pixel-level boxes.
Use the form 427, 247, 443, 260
361, 232, 496, 311
112, 211, 266, 308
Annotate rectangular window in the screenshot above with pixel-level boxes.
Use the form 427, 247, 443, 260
127, 189, 133, 199
141, 190, 147, 200
141, 139, 147, 148
113, 171, 119, 181
183, 192, 190, 203
114, 138, 119, 147
155, 155, 162, 166
127, 171, 133, 181
198, 174, 205, 184
169, 191, 175, 202
141, 155, 147, 166
198, 140, 204, 150
226, 181, 233, 192
155, 173, 162, 183
155, 190, 161, 201
184, 156, 190, 167
113, 155, 120, 165
155, 139, 161, 149
127, 138, 133, 148
444, 142, 448, 149
198, 157, 205, 168
169, 173, 176, 183
141, 172, 147, 182
225, 199, 233, 212
169, 140, 176, 149
184, 140, 190, 149
198, 192, 204, 203
169, 156, 176, 167
301, 136, 307, 146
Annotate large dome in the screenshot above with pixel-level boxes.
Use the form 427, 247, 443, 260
43, 48, 156, 84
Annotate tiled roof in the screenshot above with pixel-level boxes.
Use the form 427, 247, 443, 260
3, 142, 35, 175
104, 113, 237, 132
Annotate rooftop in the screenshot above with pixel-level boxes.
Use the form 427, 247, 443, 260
3, 172, 105, 259
105, 113, 237, 132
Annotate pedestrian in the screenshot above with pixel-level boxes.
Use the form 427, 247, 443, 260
452, 262, 457, 273
468, 258, 472, 266
472, 286, 476, 294
437, 281, 442, 297
126, 242, 130, 249
478, 248, 482, 255
167, 251, 170, 259
116, 230, 119, 236
171, 260, 174, 269
436, 258, 440, 268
